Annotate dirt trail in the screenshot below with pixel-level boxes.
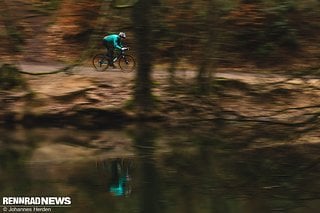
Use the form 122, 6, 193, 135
1, 60, 320, 129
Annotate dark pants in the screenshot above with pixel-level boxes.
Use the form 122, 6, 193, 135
103, 41, 114, 65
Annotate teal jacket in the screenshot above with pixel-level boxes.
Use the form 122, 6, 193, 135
103, 34, 123, 50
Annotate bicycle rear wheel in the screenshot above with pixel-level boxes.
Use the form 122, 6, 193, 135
118, 55, 135, 73
92, 54, 109, 71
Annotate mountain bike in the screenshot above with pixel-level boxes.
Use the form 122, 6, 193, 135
92, 48, 135, 72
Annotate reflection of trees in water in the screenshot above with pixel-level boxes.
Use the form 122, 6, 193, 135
1, 126, 319, 212
132, 124, 162, 213
0, 139, 60, 195
94, 124, 320, 212
157, 136, 320, 212
0, 147, 32, 193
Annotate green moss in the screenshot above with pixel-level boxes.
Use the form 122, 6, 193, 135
0, 64, 27, 90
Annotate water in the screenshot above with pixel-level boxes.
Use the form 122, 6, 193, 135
0, 126, 319, 213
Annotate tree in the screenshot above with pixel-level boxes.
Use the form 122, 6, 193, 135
197, 0, 219, 93
132, 0, 158, 112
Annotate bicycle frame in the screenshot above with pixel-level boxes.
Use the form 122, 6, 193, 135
112, 50, 127, 63
93, 48, 135, 72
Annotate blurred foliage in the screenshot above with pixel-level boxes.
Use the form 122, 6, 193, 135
0, 64, 27, 90
124, 0, 318, 66
0, 0, 319, 66
31, 0, 63, 12
225, 1, 299, 61
5, 26, 25, 46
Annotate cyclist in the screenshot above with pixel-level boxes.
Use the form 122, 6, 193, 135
103, 32, 127, 67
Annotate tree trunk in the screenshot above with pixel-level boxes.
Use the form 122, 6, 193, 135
168, 51, 178, 86
197, 0, 218, 93
132, 0, 158, 112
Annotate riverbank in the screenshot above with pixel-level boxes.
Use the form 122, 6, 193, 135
1, 64, 320, 132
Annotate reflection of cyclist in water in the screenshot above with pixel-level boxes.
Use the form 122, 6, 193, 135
109, 159, 132, 196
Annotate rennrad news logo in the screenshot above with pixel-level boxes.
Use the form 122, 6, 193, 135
2, 197, 71, 212
2, 197, 71, 205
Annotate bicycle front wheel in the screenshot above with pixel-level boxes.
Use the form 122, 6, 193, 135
92, 54, 109, 71
118, 55, 136, 73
